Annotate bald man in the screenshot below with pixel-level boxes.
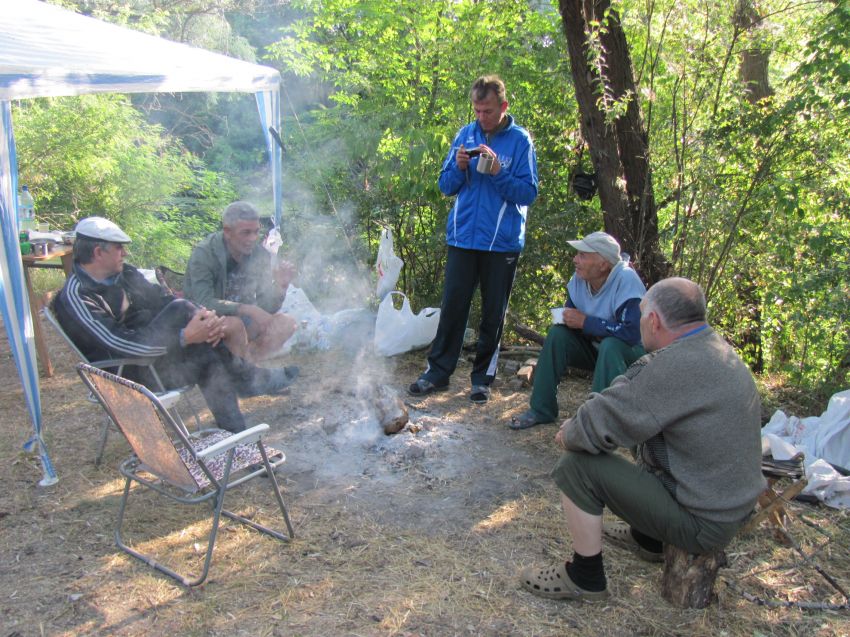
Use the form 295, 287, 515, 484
517, 277, 765, 602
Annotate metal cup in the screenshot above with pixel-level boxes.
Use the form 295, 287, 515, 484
476, 153, 496, 174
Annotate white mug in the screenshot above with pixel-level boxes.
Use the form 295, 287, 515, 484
550, 307, 565, 324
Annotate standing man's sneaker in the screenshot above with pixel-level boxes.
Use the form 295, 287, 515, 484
407, 378, 448, 396
469, 385, 490, 404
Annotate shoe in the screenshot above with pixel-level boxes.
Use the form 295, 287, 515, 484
603, 522, 664, 563
407, 378, 448, 396
508, 409, 552, 430
469, 385, 490, 404
518, 562, 608, 601
270, 366, 299, 393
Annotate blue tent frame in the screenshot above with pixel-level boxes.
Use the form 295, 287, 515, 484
0, 1, 283, 485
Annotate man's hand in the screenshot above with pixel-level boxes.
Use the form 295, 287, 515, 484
184, 308, 226, 347
456, 145, 471, 170
478, 144, 501, 175
555, 418, 572, 450
273, 259, 296, 290
563, 307, 587, 330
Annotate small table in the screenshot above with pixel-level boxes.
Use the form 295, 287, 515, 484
21, 244, 74, 377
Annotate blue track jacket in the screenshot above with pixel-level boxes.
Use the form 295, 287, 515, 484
438, 115, 538, 252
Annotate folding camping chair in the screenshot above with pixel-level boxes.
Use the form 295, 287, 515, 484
154, 265, 185, 298
43, 305, 201, 465
77, 362, 294, 587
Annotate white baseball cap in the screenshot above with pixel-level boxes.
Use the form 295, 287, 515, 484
567, 231, 621, 265
74, 217, 132, 243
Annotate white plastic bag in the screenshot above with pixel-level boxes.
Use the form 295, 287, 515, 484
374, 292, 440, 356
375, 228, 403, 301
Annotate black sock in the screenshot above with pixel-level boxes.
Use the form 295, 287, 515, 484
631, 528, 663, 554
565, 551, 607, 592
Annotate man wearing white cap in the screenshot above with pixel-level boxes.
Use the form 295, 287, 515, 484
52, 217, 292, 433
510, 231, 646, 430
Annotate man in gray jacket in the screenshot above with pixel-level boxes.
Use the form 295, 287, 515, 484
184, 201, 297, 363
518, 277, 765, 601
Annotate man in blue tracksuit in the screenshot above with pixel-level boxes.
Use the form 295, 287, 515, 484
408, 75, 538, 403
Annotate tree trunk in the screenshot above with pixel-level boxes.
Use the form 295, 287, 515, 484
728, 0, 772, 365
558, 0, 669, 284
735, 0, 774, 104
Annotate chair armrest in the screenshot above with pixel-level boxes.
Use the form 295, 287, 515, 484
156, 390, 183, 410
195, 424, 270, 460
88, 357, 161, 369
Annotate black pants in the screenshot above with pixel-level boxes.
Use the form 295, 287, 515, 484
421, 246, 519, 387
127, 300, 248, 432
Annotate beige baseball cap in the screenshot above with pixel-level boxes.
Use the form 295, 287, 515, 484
567, 231, 621, 265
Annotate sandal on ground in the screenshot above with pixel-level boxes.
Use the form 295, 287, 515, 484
602, 522, 664, 563
407, 378, 448, 397
508, 409, 552, 430
518, 562, 608, 601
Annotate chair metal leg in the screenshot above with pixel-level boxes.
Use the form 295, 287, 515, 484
189, 452, 235, 587
94, 415, 112, 467
112, 446, 292, 587
260, 443, 295, 538
114, 470, 230, 588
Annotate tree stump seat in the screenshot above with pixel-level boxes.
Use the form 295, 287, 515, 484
661, 544, 728, 608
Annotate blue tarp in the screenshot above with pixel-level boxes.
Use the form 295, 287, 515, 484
0, 0, 283, 485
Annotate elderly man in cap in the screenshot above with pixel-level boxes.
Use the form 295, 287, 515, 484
510, 231, 646, 430
52, 217, 292, 433
184, 201, 298, 365
517, 278, 764, 601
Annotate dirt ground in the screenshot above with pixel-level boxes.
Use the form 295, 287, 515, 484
1, 314, 849, 637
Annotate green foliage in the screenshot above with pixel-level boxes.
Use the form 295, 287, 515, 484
624, 0, 850, 393
24, 0, 850, 396
13, 94, 228, 268
267, 0, 577, 326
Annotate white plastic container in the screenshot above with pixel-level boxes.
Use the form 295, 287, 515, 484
18, 185, 36, 231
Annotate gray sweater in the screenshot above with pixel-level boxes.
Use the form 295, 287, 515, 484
564, 327, 765, 523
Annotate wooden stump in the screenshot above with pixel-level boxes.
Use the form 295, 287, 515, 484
661, 545, 727, 608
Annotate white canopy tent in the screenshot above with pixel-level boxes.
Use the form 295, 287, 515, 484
0, 0, 283, 485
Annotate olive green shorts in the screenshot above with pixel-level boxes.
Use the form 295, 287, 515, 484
552, 450, 743, 554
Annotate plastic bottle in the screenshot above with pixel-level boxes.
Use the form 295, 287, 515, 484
18, 185, 36, 232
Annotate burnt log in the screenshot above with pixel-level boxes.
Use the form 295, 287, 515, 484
374, 385, 409, 435
661, 545, 727, 608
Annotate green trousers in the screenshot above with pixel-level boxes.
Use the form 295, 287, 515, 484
552, 451, 743, 554
529, 326, 644, 422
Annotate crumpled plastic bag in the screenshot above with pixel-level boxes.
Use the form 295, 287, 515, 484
375, 228, 403, 301
260, 226, 283, 277
276, 285, 373, 354
374, 292, 440, 357
761, 388, 850, 509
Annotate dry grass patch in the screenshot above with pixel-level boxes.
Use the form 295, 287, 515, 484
0, 316, 848, 636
